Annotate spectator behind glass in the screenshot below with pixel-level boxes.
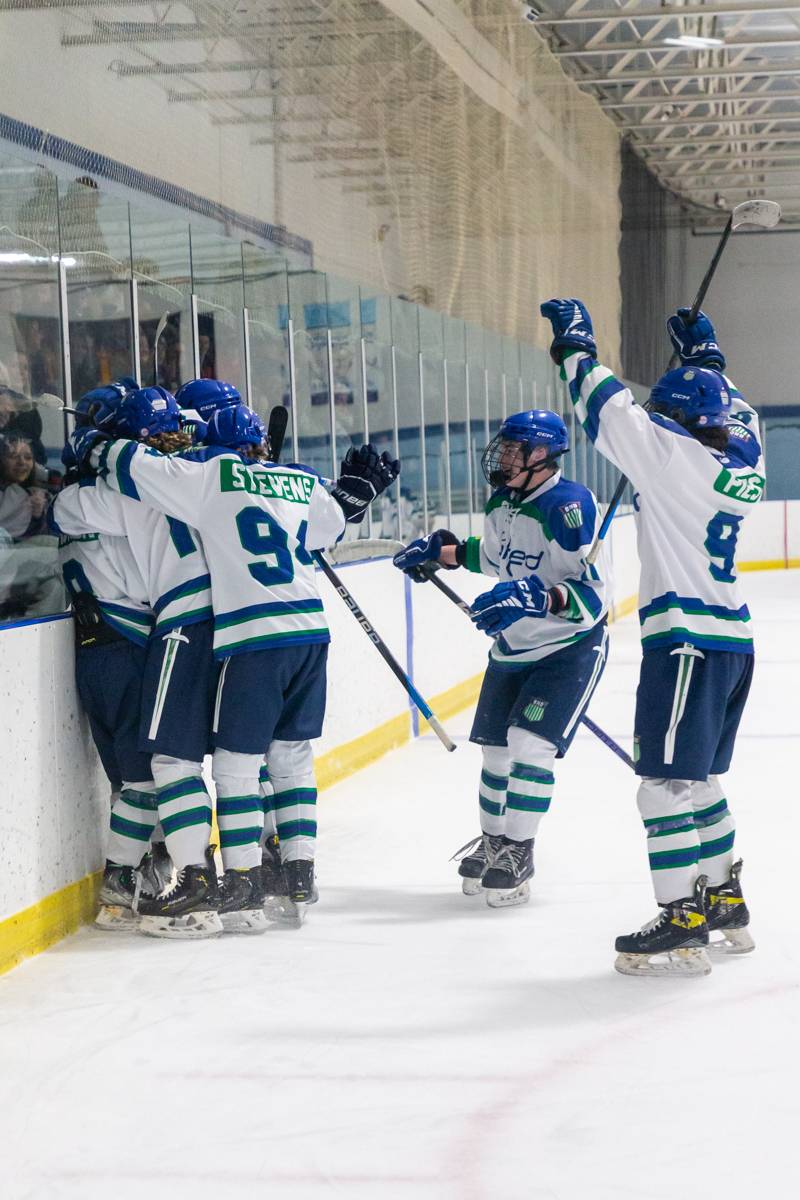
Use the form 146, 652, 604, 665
0, 433, 58, 540
0, 386, 47, 464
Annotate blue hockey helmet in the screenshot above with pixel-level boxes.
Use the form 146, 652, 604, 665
205, 403, 267, 451
175, 378, 241, 421
72, 378, 137, 427
649, 367, 731, 429
110, 386, 181, 440
481, 409, 569, 488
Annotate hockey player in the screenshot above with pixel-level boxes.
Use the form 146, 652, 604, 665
55, 384, 162, 929
70, 403, 400, 919
541, 297, 762, 977
393, 410, 609, 907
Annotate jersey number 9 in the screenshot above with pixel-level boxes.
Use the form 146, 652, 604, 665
704, 511, 742, 584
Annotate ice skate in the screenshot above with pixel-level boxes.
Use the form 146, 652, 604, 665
95, 862, 139, 930
218, 866, 268, 934
706, 860, 755, 955
452, 833, 504, 896
270, 858, 318, 926
481, 837, 534, 908
615, 876, 712, 978
261, 833, 288, 917
139, 841, 173, 897
137, 848, 222, 939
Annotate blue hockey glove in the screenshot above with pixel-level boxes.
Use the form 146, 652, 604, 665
69, 425, 111, 472
470, 575, 549, 636
540, 298, 597, 365
667, 307, 726, 370
393, 529, 460, 582
331, 443, 400, 523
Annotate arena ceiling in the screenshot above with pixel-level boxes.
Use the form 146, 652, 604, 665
3, 0, 797, 224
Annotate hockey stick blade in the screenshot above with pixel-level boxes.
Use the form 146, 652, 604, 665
326, 538, 404, 565
267, 405, 289, 463
731, 199, 781, 231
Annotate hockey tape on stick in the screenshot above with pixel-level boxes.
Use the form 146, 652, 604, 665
313, 550, 456, 753
326, 538, 405, 565
421, 566, 632, 769
586, 198, 781, 565
267, 405, 289, 463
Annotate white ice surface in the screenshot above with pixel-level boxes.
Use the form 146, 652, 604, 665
2, 571, 799, 1200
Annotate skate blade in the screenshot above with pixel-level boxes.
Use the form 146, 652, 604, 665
461, 877, 483, 897
94, 905, 138, 931
486, 881, 531, 909
138, 910, 223, 940
220, 908, 269, 935
709, 927, 755, 956
266, 895, 317, 926
614, 947, 712, 978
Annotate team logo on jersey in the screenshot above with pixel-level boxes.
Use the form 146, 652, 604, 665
559, 501, 583, 530
713, 468, 764, 504
523, 699, 548, 723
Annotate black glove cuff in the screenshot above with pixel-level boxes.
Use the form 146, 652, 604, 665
454, 541, 468, 568
548, 585, 566, 615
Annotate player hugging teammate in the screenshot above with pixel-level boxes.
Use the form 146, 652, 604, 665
58, 378, 398, 939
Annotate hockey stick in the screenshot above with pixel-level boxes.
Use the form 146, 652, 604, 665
417, 565, 634, 770
585, 198, 781, 565
267, 416, 456, 752
313, 551, 457, 753
267, 404, 289, 462
152, 311, 170, 386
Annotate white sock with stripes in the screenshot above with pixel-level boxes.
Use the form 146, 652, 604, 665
212, 749, 264, 870
504, 728, 556, 843
267, 739, 317, 863
151, 754, 212, 870
637, 777, 701, 904
259, 761, 278, 839
691, 776, 736, 885
478, 745, 509, 836
106, 779, 158, 867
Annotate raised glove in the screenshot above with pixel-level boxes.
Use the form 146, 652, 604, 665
540, 298, 597, 364
331, 444, 401, 523
470, 575, 549, 636
393, 529, 460, 582
69, 425, 110, 472
667, 307, 726, 370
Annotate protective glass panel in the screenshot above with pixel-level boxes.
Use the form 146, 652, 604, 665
242, 245, 291, 439
288, 269, 334, 479
466, 323, 487, 518
189, 225, 246, 392
444, 315, 469, 536
59, 180, 133, 401
130, 208, 193, 392
418, 307, 447, 528
361, 291, 401, 540
391, 297, 425, 539
0, 154, 65, 622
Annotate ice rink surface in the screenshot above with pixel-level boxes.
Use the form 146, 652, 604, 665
1, 570, 798, 1200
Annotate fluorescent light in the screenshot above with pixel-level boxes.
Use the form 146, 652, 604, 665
663, 34, 724, 49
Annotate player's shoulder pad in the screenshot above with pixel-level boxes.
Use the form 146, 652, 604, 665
537, 477, 597, 550
283, 461, 322, 479
178, 445, 237, 463
721, 420, 761, 469
648, 412, 694, 440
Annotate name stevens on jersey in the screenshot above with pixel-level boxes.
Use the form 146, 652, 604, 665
713, 468, 765, 504
219, 459, 314, 504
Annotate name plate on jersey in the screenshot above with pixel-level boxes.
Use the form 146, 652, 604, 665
713, 468, 764, 504
219, 459, 314, 504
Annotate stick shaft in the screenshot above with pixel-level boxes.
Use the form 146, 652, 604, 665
315, 551, 456, 752
586, 213, 735, 562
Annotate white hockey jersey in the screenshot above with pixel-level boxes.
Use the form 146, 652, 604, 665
462, 470, 609, 664
92, 440, 346, 658
53, 478, 213, 633
54, 493, 153, 646
563, 351, 763, 654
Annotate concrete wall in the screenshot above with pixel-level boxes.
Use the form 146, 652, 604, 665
2, 501, 796, 930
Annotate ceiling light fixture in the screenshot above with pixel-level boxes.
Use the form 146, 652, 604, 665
663, 35, 724, 49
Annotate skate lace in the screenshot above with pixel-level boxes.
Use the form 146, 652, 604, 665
636, 908, 670, 938
450, 835, 482, 863
155, 868, 187, 901
491, 842, 526, 873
